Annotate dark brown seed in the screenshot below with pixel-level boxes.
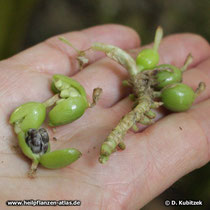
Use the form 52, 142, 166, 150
26, 128, 49, 155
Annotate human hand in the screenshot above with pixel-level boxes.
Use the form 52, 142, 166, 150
0, 24, 209, 210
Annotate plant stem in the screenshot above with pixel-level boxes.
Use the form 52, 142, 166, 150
195, 82, 206, 97
59, 37, 81, 54
89, 88, 103, 108
91, 43, 139, 76
28, 160, 39, 178
181, 53, 193, 72
153, 26, 163, 52
89, 42, 164, 163
99, 96, 152, 163
153, 91, 161, 98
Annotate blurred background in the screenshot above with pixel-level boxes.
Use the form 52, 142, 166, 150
0, 0, 209, 209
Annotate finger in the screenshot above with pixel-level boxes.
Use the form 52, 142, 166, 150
0, 24, 140, 115
183, 58, 210, 103
6, 24, 140, 75
100, 99, 210, 209
130, 33, 210, 68
158, 33, 210, 67
72, 33, 210, 108
131, 99, 210, 207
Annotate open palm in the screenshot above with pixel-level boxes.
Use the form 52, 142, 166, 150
0, 24, 210, 210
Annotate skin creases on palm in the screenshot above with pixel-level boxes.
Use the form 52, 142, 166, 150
0, 24, 210, 209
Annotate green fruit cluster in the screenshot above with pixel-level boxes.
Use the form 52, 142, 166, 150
135, 27, 198, 112
9, 74, 88, 173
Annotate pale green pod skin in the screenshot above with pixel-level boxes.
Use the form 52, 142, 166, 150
49, 74, 89, 126
51, 74, 88, 104
17, 131, 40, 163
161, 83, 195, 112
136, 49, 159, 71
10, 102, 46, 133
17, 131, 50, 163
155, 64, 182, 89
39, 148, 82, 169
48, 96, 87, 126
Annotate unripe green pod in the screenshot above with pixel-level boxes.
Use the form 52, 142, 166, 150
155, 64, 182, 89
49, 74, 89, 126
48, 96, 87, 126
39, 148, 82, 169
51, 74, 88, 103
10, 102, 46, 132
136, 49, 159, 71
136, 27, 162, 72
161, 83, 195, 112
